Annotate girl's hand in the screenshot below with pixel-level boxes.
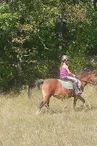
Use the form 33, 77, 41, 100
72, 74, 76, 77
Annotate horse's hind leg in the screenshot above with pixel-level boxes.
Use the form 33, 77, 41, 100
37, 95, 50, 113
39, 101, 44, 110
44, 97, 51, 111
36, 87, 51, 114
36, 101, 44, 115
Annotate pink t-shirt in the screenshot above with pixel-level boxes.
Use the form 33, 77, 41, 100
60, 64, 69, 78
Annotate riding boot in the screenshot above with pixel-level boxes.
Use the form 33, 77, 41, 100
73, 82, 82, 95
73, 82, 79, 95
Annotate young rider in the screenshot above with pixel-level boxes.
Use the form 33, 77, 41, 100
59, 55, 82, 95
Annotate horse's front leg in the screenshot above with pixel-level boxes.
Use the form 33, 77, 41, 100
73, 96, 77, 109
77, 95, 87, 110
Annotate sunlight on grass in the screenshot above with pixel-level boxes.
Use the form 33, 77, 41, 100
0, 85, 97, 146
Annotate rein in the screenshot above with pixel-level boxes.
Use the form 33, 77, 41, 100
80, 79, 88, 83
75, 76, 89, 83
76, 75, 96, 85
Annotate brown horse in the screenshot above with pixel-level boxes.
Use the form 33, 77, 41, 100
28, 71, 97, 112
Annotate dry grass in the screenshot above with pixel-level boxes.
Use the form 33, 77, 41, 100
0, 85, 97, 146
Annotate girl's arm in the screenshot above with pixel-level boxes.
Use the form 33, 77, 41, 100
65, 65, 75, 76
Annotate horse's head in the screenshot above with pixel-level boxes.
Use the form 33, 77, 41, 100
88, 71, 97, 84
79, 70, 97, 85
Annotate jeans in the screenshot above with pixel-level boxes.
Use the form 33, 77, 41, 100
66, 76, 79, 94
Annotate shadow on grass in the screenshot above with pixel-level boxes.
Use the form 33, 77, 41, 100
0, 85, 28, 99
74, 104, 97, 112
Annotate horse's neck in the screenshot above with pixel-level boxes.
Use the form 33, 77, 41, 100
80, 74, 90, 87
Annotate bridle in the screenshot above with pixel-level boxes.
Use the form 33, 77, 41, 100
80, 79, 97, 85
76, 71, 97, 85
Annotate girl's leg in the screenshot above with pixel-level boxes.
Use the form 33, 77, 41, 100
66, 76, 79, 95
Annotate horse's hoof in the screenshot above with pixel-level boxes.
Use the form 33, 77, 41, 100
84, 107, 88, 111
87, 104, 91, 109
35, 110, 40, 115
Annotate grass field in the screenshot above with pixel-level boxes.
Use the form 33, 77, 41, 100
0, 85, 97, 146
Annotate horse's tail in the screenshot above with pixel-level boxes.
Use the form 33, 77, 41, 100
28, 79, 44, 98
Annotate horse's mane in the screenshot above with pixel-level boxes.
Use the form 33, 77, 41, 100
76, 69, 95, 79
79, 71, 90, 78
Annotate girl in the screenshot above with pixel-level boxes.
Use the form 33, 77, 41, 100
59, 55, 82, 95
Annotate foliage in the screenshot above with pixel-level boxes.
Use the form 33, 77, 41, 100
0, 1, 97, 90
0, 4, 19, 90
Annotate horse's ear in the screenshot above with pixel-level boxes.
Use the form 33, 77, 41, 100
93, 69, 97, 73
95, 70, 97, 75
93, 70, 95, 73
92, 70, 96, 73
93, 70, 97, 75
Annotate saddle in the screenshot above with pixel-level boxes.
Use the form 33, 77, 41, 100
58, 79, 73, 89
58, 78, 81, 90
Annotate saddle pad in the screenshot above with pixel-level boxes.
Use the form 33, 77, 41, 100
58, 79, 73, 89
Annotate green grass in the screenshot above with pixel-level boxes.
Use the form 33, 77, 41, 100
0, 85, 97, 146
